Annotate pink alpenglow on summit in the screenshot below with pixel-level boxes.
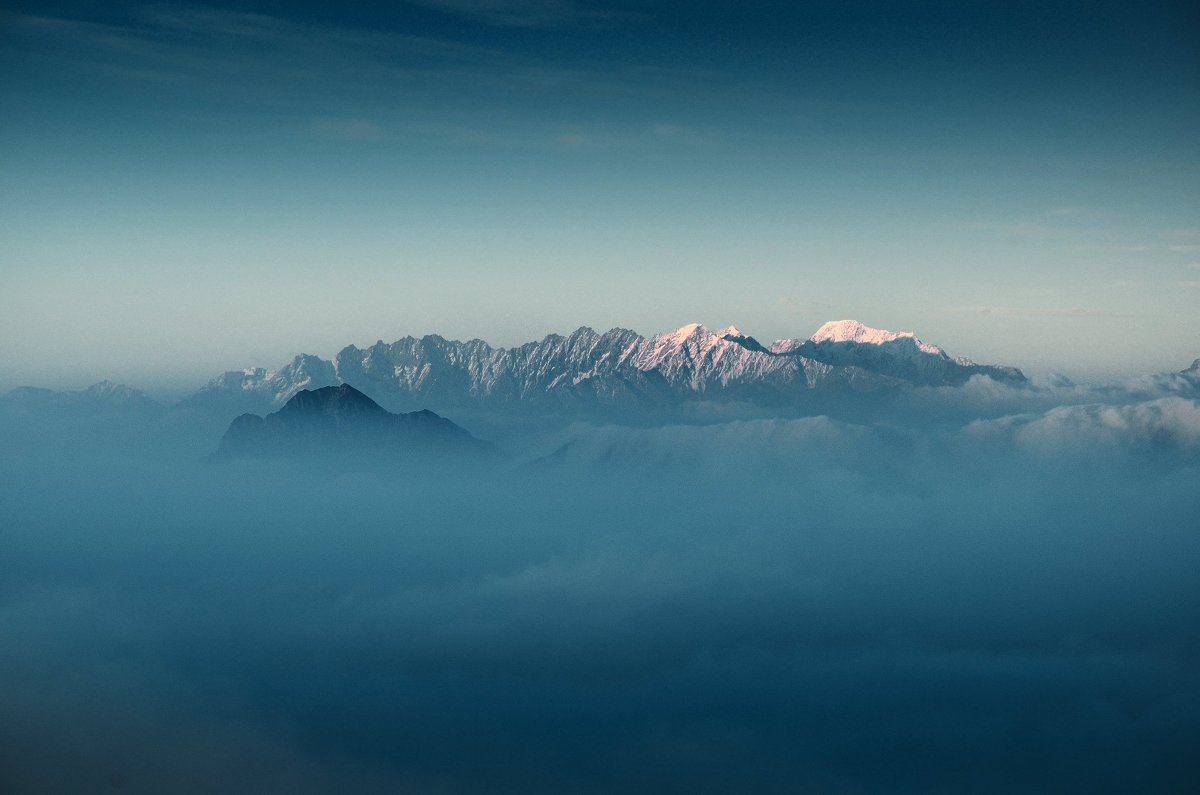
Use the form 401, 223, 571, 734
805, 320, 946, 356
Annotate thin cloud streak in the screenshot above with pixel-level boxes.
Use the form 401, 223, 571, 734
956, 306, 1143, 320
6, 9, 655, 117
404, 0, 638, 29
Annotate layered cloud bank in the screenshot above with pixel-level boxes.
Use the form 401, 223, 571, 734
0, 324, 1198, 792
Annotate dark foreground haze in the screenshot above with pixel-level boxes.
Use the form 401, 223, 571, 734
1, 380, 1199, 793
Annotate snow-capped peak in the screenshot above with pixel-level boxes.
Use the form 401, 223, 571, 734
629, 322, 756, 381
667, 322, 707, 343
810, 320, 943, 355
811, 319, 908, 345
659, 323, 746, 344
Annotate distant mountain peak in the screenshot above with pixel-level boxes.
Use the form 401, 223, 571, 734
1186, 359, 1200, 373
216, 383, 492, 461
655, 323, 751, 347
277, 384, 388, 421
1, 380, 160, 413
809, 319, 944, 355
83, 380, 144, 401
666, 322, 707, 342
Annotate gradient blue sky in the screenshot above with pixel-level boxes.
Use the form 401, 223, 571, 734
2, 0, 1198, 388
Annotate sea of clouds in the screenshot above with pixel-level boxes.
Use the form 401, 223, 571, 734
1, 372, 1197, 792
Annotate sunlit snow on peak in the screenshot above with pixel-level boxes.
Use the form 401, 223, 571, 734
667, 322, 706, 342
810, 319, 943, 355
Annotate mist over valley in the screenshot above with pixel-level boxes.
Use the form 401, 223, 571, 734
2, 319, 1198, 792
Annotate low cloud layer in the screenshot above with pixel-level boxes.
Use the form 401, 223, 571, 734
1, 384, 1198, 792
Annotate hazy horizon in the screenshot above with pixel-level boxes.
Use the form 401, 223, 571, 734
4, 313, 1198, 396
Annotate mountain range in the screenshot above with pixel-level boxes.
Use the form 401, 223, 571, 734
7, 319, 1200, 460
183, 319, 1028, 420
1, 380, 162, 414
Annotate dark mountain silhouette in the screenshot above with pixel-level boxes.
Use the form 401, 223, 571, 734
215, 384, 494, 461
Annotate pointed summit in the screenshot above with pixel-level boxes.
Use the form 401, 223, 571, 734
667, 322, 707, 343
216, 383, 493, 461
278, 384, 385, 416
82, 380, 153, 405
658, 323, 748, 346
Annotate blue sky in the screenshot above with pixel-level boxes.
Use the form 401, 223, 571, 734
2, 0, 1198, 387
